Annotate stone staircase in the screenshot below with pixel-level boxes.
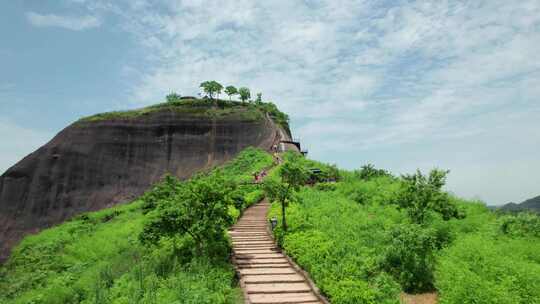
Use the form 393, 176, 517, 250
229, 200, 326, 304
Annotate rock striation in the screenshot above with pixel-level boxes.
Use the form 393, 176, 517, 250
0, 105, 283, 261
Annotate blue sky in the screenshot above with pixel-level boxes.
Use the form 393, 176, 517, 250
1, 0, 539, 205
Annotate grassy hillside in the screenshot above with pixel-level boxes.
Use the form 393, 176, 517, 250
267, 153, 540, 304
0, 148, 273, 304
3, 143, 538, 304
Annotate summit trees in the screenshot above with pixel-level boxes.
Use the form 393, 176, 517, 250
238, 87, 251, 103
200, 81, 223, 99
224, 85, 238, 100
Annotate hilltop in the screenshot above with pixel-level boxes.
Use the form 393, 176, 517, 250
499, 195, 540, 213
0, 97, 290, 262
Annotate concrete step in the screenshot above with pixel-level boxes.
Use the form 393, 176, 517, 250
235, 249, 278, 253
238, 263, 291, 268
236, 258, 289, 265
232, 239, 273, 243
249, 292, 320, 304
246, 282, 312, 294
239, 268, 297, 276
233, 242, 275, 246
243, 274, 305, 284
229, 233, 268, 237
231, 236, 272, 240
233, 245, 277, 249
236, 253, 285, 259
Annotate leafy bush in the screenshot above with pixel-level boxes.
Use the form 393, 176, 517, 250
140, 175, 183, 213
267, 159, 540, 303
382, 224, 437, 292
355, 164, 391, 180
499, 212, 540, 238
314, 182, 337, 192
396, 169, 462, 224
268, 187, 404, 303
140, 172, 237, 258
166, 92, 181, 102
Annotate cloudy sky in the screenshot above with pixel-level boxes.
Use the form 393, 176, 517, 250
1, 0, 539, 205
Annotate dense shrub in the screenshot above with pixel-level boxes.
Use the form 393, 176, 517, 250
382, 224, 437, 292
499, 212, 540, 238
141, 175, 183, 213
354, 164, 391, 180
396, 169, 462, 224
140, 172, 237, 258
166, 92, 181, 102
268, 187, 404, 304
268, 159, 540, 303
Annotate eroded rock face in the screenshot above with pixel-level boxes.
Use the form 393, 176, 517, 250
0, 109, 280, 261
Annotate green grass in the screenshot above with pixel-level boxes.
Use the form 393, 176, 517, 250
267, 159, 540, 304
0, 148, 273, 304
76, 98, 287, 128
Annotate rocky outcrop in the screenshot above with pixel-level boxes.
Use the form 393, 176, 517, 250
0, 106, 282, 261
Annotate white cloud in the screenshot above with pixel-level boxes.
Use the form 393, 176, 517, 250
67, 0, 540, 204
26, 12, 101, 31
0, 119, 53, 174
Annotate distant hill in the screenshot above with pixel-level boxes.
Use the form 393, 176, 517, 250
499, 195, 540, 213
0, 98, 291, 262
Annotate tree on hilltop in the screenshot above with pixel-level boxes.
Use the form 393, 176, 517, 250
200, 81, 223, 99
256, 92, 262, 103
238, 87, 251, 103
166, 92, 181, 103
225, 85, 238, 101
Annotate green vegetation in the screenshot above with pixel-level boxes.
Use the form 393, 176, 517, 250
165, 92, 181, 103
200, 81, 224, 99
238, 87, 251, 103
224, 86, 237, 100
267, 154, 540, 303
0, 148, 273, 304
78, 82, 290, 132
263, 154, 309, 232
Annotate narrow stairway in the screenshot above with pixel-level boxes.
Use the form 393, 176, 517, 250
229, 200, 324, 304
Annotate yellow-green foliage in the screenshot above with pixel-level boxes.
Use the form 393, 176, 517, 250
0, 147, 273, 304
268, 160, 540, 303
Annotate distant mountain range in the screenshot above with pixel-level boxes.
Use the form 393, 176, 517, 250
497, 195, 540, 213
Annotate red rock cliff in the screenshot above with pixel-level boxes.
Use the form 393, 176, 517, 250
0, 105, 283, 261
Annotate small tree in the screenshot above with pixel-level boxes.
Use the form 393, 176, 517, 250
200, 81, 223, 99
166, 92, 181, 103
238, 87, 251, 103
263, 159, 308, 231
140, 172, 237, 257
355, 164, 390, 180
396, 169, 461, 224
225, 85, 238, 101
255, 92, 262, 103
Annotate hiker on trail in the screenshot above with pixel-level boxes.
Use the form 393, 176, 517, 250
253, 172, 259, 183
272, 144, 278, 152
